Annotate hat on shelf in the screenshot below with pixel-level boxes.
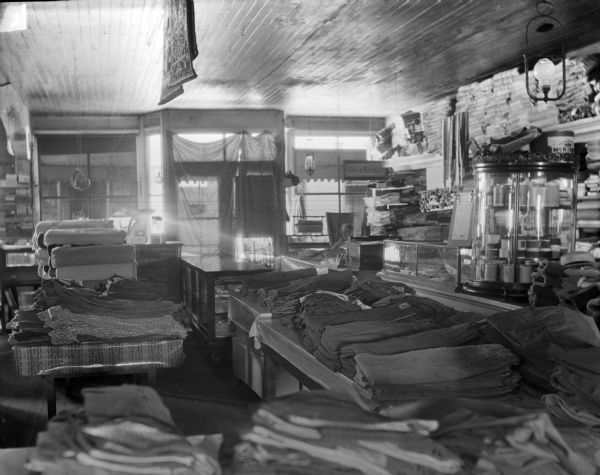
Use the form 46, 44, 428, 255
560, 251, 596, 267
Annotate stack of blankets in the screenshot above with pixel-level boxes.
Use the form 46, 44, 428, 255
228, 389, 597, 475
33, 219, 134, 281
27, 385, 220, 475
7, 279, 187, 346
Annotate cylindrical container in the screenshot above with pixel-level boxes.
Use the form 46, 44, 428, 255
502, 264, 515, 283
550, 238, 561, 260
484, 263, 498, 281
517, 238, 528, 258
540, 239, 552, 259
545, 183, 560, 207
485, 245, 500, 259
493, 185, 506, 207
519, 262, 534, 283
526, 239, 541, 259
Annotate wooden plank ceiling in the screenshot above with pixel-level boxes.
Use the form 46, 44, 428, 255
1, 0, 600, 117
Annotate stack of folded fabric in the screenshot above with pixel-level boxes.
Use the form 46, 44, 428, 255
27, 385, 221, 475
6, 308, 51, 346
240, 268, 317, 300
257, 270, 353, 320
44, 228, 132, 281
33, 219, 115, 279
343, 279, 415, 305
383, 397, 596, 475
103, 275, 174, 301
231, 389, 462, 475
230, 389, 596, 475
305, 295, 455, 354
543, 347, 600, 427
484, 306, 600, 393
353, 344, 520, 404
339, 321, 481, 378
38, 305, 187, 345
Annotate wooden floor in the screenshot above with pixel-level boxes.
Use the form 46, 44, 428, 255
0, 334, 260, 448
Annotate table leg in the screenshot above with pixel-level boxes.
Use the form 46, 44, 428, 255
261, 349, 277, 401
45, 378, 56, 419
147, 368, 157, 387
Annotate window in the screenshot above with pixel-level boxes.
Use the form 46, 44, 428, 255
38, 135, 137, 222
289, 134, 371, 239
147, 133, 164, 234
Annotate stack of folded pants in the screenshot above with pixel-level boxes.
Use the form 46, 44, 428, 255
353, 344, 520, 404
304, 295, 456, 354
338, 321, 482, 378
484, 306, 600, 393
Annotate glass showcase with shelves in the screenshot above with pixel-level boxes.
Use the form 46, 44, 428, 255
464, 161, 578, 297
381, 239, 471, 291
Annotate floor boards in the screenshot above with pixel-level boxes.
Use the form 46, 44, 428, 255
0, 334, 259, 448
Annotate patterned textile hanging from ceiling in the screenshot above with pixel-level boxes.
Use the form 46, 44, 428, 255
158, 0, 198, 105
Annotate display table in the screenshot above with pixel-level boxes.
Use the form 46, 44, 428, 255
12, 339, 185, 418
180, 255, 271, 361
252, 318, 354, 399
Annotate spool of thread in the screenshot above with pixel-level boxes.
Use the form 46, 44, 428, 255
526, 240, 541, 259
493, 185, 506, 207
484, 263, 498, 281
540, 239, 552, 259
550, 238, 561, 260
500, 239, 511, 259
502, 264, 515, 283
519, 262, 534, 283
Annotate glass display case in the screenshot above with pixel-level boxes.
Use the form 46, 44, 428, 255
382, 239, 471, 291
464, 161, 577, 297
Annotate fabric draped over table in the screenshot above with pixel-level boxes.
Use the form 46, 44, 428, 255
442, 111, 469, 188
171, 131, 285, 257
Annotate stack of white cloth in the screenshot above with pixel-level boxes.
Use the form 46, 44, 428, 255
33, 219, 136, 281
33, 219, 115, 279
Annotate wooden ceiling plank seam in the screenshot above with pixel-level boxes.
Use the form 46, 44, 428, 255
227, 3, 278, 79
218, 0, 262, 73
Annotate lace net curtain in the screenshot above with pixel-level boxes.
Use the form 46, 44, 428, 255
170, 131, 284, 257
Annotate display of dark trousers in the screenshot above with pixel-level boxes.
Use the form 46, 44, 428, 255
303, 295, 459, 353
353, 344, 519, 402
338, 322, 481, 378
314, 318, 445, 372
484, 306, 600, 390
343, 279, 415, 306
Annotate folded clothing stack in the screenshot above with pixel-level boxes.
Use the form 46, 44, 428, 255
304, 295, 455, 355
229, 389, 596, 475
27, 385, 220, 475
232, 389, 461, 475
543, 347, 600, 427
343, 279, 415, 305
484, 306, 600, 393
50, 243, 136, 281
353, 344, 520, 404
6, 308, 50, 346
257, 270, 353, 320
33, 219, 115, 279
